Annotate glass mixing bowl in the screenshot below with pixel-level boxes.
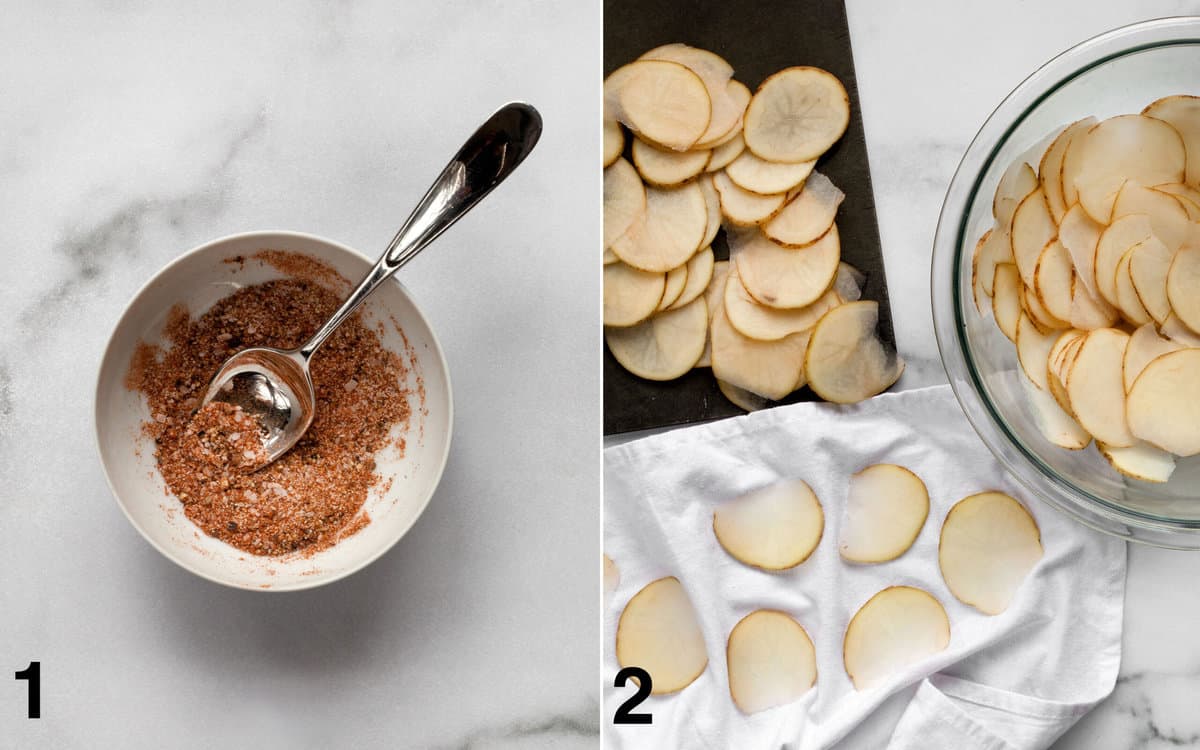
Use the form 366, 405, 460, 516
932, 17, 1200, 547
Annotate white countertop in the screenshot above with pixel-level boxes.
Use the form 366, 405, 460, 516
0, 3, 599, 748
846, 0, 1200, 745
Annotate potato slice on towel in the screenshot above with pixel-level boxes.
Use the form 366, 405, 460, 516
713, 170, 786, 225
1167, 243, 1200, 333
839, 464, 929, 563
603, 119, 624, 168
939, 492, 1042, 615
1127, 349, 1200, 455
603, 158, 645, 249
732, 225, 841, 309
1066, 328, 1135, 447
1074, 114, 1185, 223
603, 262, 665, 327
616, 577, 708, 694
763, 171, 845, 247
710, 301, 810, 400
725, 149, 815, 195
1124, 323, 1183, 393
611, 60, 711, 151
668, 246, 714, 311
843, 587, 950, 690
632, 137, 711, 187
713, 478, 824, 570
805, 300, 904, 403
1143, 94, 1200, 186
611, 182, 707, 272
724, 261, 840, 341
744, 67, 849, 163
605, 296, 707, 380
727, 610, 816, 714
1099, 441, 1177, 483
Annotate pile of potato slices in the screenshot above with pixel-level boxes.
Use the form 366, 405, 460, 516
973, 96, 1200, 483
609, 468, 1043, 710
603, 44, 903, 409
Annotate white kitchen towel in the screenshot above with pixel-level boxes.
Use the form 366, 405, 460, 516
603, 384, 1125, 750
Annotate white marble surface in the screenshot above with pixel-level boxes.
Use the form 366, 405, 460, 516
0, 2, 598, 748
844, 0, 1200, 746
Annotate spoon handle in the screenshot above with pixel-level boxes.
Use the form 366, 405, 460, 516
298, 102, 542, 359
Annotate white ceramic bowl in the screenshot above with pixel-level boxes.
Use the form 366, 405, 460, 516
95, 231, 452, 590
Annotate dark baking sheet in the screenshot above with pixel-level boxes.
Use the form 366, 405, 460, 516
604, 0, 896, 435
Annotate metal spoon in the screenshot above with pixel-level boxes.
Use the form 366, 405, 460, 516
198, 102, 542, 467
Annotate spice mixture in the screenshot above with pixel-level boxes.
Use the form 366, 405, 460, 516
126, 266, 411, 556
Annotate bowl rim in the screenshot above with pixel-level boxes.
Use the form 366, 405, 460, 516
93, 229, 455, 589
932, 16, 1200, 548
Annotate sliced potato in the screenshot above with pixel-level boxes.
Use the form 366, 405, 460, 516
1021, 282, 1067, 331
616, 577, 708, 694
640, 44, 739, 148
1111, 180, 1191, 251
699, 174, 722, 248
1127, 349, 1200, 455
1058, 119, 1092, 209
611, 182, 707, 272
613, 59, 712, 151
724, 262, 840, 340
1099, 441, 1177, 483
604, 262, 665, 327
1069, 280, 1119, 331
1128, 235, 1174, 324
834, 262, 865, 302
939, 492, 1042, 615
604, 554, 620, 599
1143, 94, 1200, 186
717, 378, 769, 411
992, 263, 1021, 342
712, 170, 786, 225
657, 261, 689, 311
1058, 203, 1103, 299
1020, 366, 1090, 450
1161, 313, 1200, 347
993, 160, 1039, 231
707, 131, 746, 172
1074, 114, 1186, 223
1166, 243, 1200, 333
713, 478, 824, 570
1033, 239, 1075, 323
603, 158, 646, 248
696, 260, 730, 368
1123, 323, 1183, 393
839, 464, 929, 563
972, 229, 995, 315
732, 225, 840, 309
763, 171, 844, 247
725, 149, 815, 195
710, 300, 810, 399
1115, 249, 1153, 325
727, 610, 816, 714
1153, 182, 1200, 218
805, 300, 903, 403
603, 119, 624, 168
669, 246, 714, 310
631, 138, 710, 186
1040, 117, 1096, 222
843, 586, 950, 691
1011, 188, 1057, 287
1066, 328, 1135, 447
744, 67, 849, 163
1016, 313, 1060, 390
1094, 214, 1153, 307
605, 296, 707, 380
